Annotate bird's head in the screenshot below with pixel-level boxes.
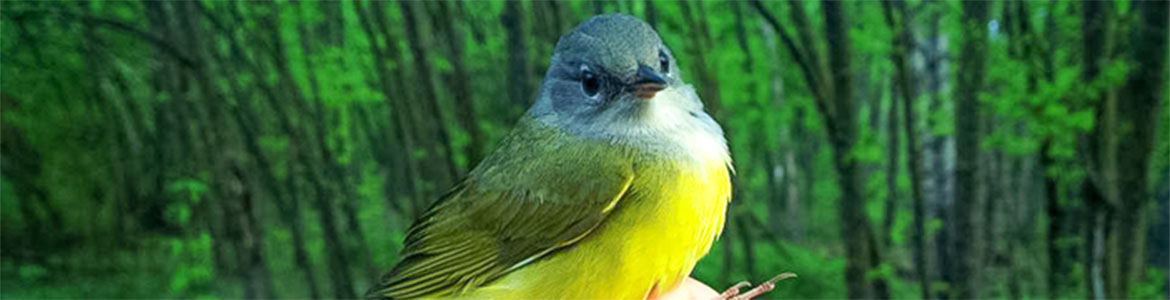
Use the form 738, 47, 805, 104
528, 14, 712, 142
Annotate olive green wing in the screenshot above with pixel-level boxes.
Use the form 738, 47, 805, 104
367, 153, 634, 299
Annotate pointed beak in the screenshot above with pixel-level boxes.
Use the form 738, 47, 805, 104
630, 65, 667, 99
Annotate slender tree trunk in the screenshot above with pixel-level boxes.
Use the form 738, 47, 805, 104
1103, 1, 1168, 297
172, 1, 243, 288
1079, 2, 1113, 298
883, 80, 899, 249
736, 216, 758, 281
643, 0, 657, 29
823, 1, 885, 298
258, 3, 355, 297
432, 1, 485, 167
75, 14, 138, 246
1004, 156, 1024, 300
223, 165, 278, 299
904, 59, 931, 300
222, 58, 315, 298
880, 2, 929, 297
983, 148, 1000, 269
676, 0, 723, 115
141, 0, 179, 241
759, 16, 805, 243
142, 0, 194, 235
1038, 141, 1063, 299
501, 1, 532, 117
1151, 168, 1170, 300
751, 2, 886, 296
362, 0, 425, 216
530, 1, 563, 47
721, 210, 738, 288
949, 1, 989, 298
294, 2, 379, 284
199, 5, 324, 296
784, 150, 804, 243
916, 5, 954, 298
398, 0, 460, 189
0, 77, 57, 257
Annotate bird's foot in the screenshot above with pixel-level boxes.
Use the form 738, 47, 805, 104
715, 272, 797, 300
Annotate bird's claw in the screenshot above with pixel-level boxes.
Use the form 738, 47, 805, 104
718, 281, 752, 298
715, 273, 797, 300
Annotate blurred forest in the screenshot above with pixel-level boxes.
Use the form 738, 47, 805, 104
1, 0, 1168, 299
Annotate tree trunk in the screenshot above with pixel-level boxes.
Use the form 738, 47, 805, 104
200, 5, 325, 296
736, 216, 758, 281
530, 1, 565, 47
880, 1, 929, 297
143, 0, 196, 235
140, 1, 177, 240
923, 5, 953, 296
822, 1, 885, 298
983, 147, 1000, 269
258, 3, 355, 297
431, 1, 485, 167
0, 102, 56, 258
224, 165, 277, 299
75, 12, 137, 246
398, 0, 460, 191
294, 1, 379, 284
949, 1, 989, 298
642, 0, 657, 29
172, 1, 241, 289
1036, 141, 1063, 299
363, 0, 426, 216
501, 0, 532, 117
1079, 2, 1112, 298
883, 80, 899, 249
676, 0, 723, 115
751, 1, 887, 296
1150, 168, 1170, 300
758, 15, 805, 243
720, 210, 738, 288
1103, 1, 1168, 297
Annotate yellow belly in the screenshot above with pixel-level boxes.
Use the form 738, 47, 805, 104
460, 155, 731, 299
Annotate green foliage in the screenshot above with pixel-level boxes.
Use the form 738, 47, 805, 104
17, 264, 49, 281
167, 234, 216, 298
1, 0, 1166, 299
694, 241, 849, 299
1133, 268, 1168, 299
889, 209, 913, 246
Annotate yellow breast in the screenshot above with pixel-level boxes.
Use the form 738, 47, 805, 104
463, 149, 731, 299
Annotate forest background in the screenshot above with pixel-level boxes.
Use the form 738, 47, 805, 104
1, 0, 1167, 299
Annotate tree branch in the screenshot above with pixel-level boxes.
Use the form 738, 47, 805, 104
3, 8, 200, 70
749, 0, 837, 135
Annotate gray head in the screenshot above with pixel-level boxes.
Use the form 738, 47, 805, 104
528, 14, 719, 145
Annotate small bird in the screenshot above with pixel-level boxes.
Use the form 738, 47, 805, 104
368, 14, 732, 299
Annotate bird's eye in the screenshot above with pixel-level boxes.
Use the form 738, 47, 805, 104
581, 66, 601, 97
658, 49, 670, 75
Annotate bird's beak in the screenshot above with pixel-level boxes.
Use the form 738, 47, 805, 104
630, 65, 667, 99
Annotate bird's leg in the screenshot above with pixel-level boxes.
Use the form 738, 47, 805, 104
716, 273, 797, 300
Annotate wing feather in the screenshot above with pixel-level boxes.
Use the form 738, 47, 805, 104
367, 125, 635, 299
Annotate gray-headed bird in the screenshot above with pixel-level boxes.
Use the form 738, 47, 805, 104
369, 14, 733, 299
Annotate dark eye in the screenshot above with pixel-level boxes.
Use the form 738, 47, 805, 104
581, 66, 601, 97
658, 50, 670, 75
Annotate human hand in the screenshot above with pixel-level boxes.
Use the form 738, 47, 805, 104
657, 273, 796, 300
656, 277, 720, 300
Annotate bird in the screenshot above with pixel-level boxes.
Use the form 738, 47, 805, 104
368, 14, 732, 299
